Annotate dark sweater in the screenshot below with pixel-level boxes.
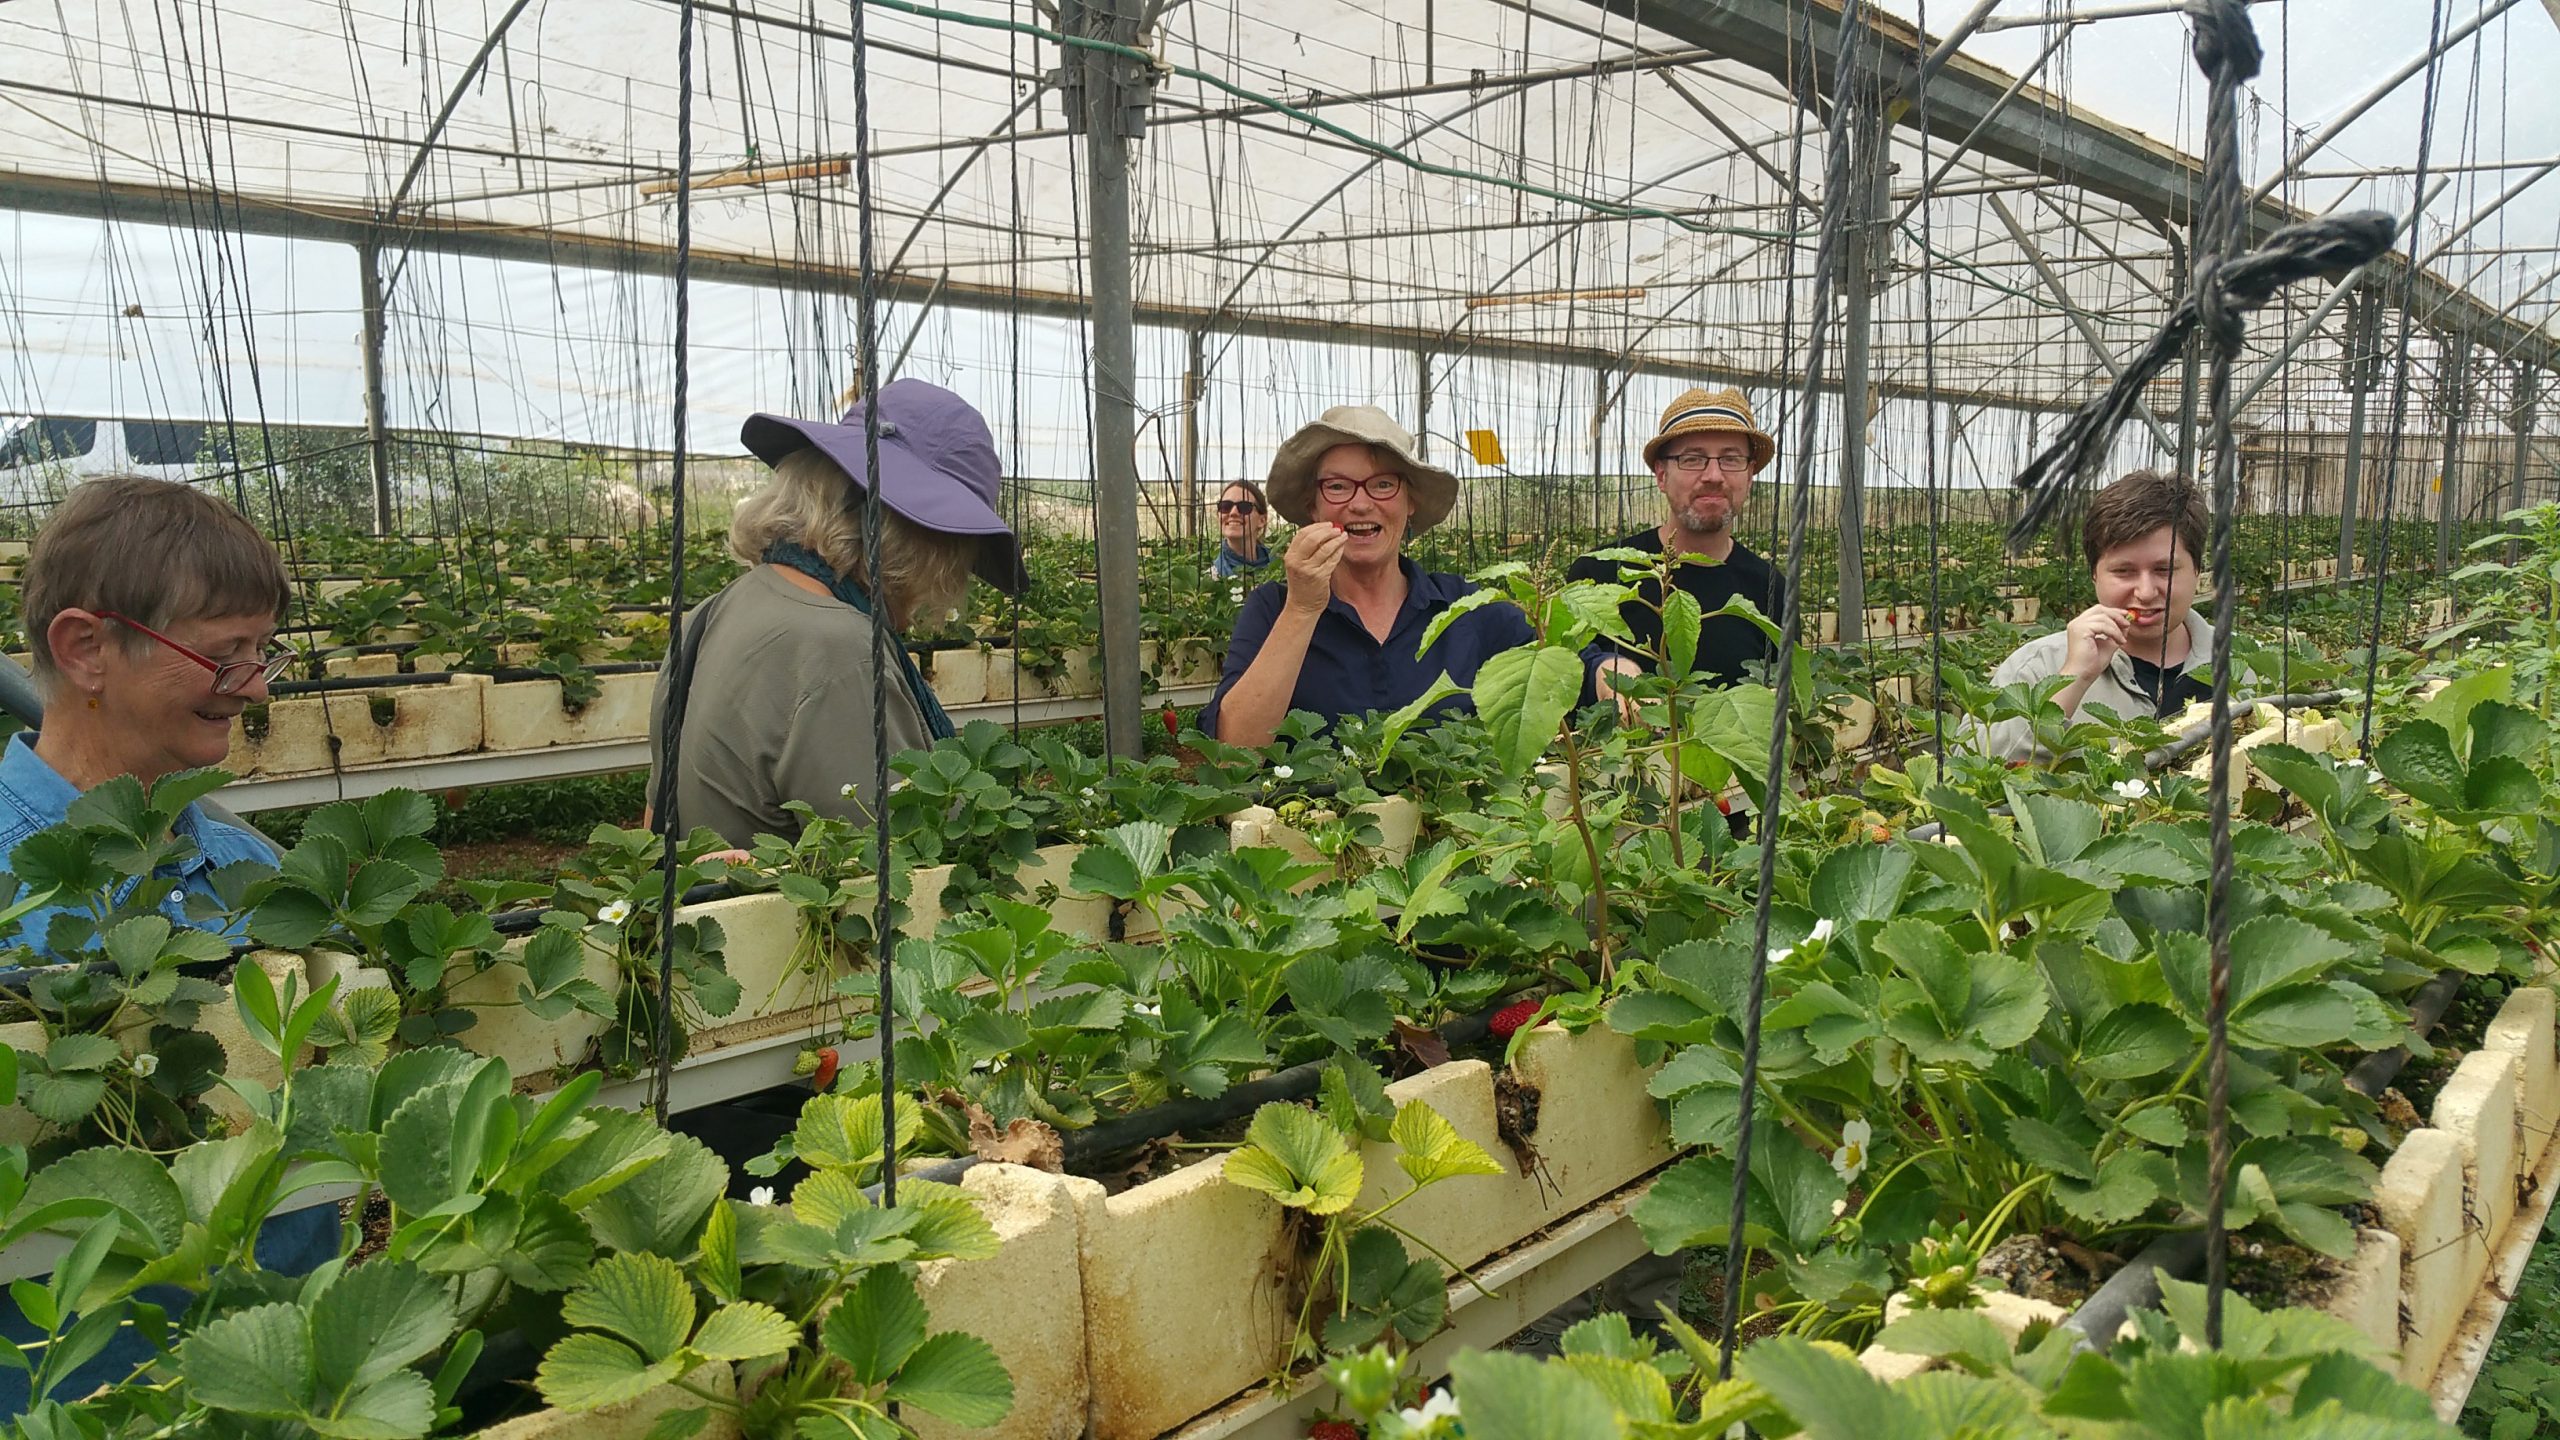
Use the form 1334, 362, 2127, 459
1566, 528, 1785, 691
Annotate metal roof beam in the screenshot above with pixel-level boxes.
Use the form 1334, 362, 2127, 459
1569, 0, 2559, 370
0, 167, 2074, 417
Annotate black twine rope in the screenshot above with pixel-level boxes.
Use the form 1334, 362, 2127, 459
1719, 0, 1873, 1379
647, 0, 699, 1123
849, 0, 899, 1209
2189, 0, 2258, 1354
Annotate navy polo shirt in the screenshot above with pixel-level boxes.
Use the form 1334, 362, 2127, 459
1199, 558, 1534, 738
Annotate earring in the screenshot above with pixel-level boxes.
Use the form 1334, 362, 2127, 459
85, 695, 99, 711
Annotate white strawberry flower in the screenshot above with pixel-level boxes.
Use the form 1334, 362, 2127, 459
1766, 945, 1793, 967
2112, 776, 2151, 800
1832, 1117, 1872, 1183
131, 1052, 160, 1079
749, 1185, 775, 1206
1399, 1390, 1461, 1428
1807, 918, 1835, 944
1273, 764, 1295, 780
599, 900, 632, 925
840, 782, 857, 797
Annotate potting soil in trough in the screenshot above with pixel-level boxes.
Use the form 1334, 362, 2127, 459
2402, 974, 2521, 1121
1976, 1231, 2102, 1309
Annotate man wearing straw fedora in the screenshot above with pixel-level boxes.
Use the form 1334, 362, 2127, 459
1200, 405, 1531, 747
1568, 386, 1785, 708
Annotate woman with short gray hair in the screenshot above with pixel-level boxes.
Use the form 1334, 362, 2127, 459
649, 379, 1024, 846
1, 472, 292, 957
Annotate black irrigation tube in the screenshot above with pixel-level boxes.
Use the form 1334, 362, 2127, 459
862, 1005, 1507, 1201
2058, 964, 2470, 1352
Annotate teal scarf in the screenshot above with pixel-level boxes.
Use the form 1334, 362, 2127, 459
762, 541, 956, 741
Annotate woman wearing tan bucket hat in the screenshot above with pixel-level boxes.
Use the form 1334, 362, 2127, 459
1199, 405, 1531, 747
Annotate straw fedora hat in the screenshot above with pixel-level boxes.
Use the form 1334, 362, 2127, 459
1266, 406, 1460, 532
1643, 386, 1776, 474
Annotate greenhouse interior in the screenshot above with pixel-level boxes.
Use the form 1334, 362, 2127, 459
3, 0, 2560, 1435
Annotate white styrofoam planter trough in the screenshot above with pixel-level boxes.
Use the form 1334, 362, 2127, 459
464, 1019, 1674, 1440
222, 674, 491, 777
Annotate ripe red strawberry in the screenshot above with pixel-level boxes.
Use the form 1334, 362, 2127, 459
1308, 1422, 1360, 1440
1161, 705, 1181, 742
811, 1046, 841, 1092
1488, 998, 1542, 1040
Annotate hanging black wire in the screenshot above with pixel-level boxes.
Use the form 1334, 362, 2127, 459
849, 0, 901, 1208
2356, 0, 2456, 754
1914, 0, 1947, 766
1719, 0, 1874, 1378
2187, 0, 2260, 1353
647, 0, 700, 1123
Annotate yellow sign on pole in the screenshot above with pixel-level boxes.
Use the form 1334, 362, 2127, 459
1465, 429, 1506, 466
2430, 474, 2443, 493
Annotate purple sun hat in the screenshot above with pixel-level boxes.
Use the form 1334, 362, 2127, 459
740, 379, 1027, 594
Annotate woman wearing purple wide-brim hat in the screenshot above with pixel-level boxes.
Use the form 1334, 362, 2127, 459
648, 379, 1024, 846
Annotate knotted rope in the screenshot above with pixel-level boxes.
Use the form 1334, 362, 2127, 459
2005, 209, 2397, 550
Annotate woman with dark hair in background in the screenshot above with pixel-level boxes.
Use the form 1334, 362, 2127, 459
1977, 469, 2249, 762
1211, 478, 1273, 579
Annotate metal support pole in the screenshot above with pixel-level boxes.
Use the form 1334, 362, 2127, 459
1415, 349, 1433, 458
2437, 335, 2469, 573
1833, 123, 1890, 647
2510, 364, 2538, 518
1069, 0, 1149, 761
2508, 364, 2538, 561
2336, 290, 2379, 575
358, 239, 394, 535
1592, 367, 1611, 536
1180, 328, 1205, 544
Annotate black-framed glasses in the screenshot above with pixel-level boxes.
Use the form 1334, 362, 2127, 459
1216, 499, 1264, 515
1663, 452, 1753, 475
98, 610, 297, 696
1316, 473, 1405, 503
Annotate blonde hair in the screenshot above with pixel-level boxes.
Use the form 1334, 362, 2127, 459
728, 448, 977, 630
24, 474, 289, 695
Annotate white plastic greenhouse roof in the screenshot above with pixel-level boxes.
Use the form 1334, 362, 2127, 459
4, 0, 2558, 443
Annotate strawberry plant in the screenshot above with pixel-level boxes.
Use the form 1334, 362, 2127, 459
1222, 1096, 1504, 1364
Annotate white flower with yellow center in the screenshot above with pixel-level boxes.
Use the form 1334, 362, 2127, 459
1832, 1117, 1872, 1183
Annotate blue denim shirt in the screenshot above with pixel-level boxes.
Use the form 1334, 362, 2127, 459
1200, 558, 1534, 738
0, 734, 332, 1417
0, 734, 276, 959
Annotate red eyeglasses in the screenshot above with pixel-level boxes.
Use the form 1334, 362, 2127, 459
97, 611, 297, 696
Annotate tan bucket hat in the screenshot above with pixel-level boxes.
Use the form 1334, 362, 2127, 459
1643, 386, 1776, 474
1266, 405, 1460, 532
